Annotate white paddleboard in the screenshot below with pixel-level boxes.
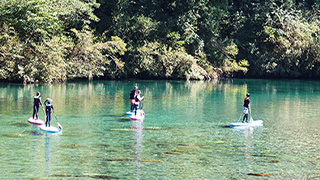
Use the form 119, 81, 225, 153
126, 110, 144, 116
28, 117, 45, 125
39, 125, 62, 133
130, 110, 145, 120
230, 120, 263, 128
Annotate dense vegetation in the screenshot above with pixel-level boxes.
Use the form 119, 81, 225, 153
1, 0, 320, 83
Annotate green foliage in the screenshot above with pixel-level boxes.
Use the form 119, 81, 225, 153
112, 14, 159, 46
128, 41, 210, 80
0, 24, 23, 80
67, 26, 127, 80
262, 6, 320, 77
2, 0, 320, 82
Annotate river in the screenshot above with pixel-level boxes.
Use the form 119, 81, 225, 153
0, 79, 319, 179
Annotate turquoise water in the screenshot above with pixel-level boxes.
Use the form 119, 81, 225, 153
0, 79, 319, 179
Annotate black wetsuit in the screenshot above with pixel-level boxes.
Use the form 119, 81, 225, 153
130, 90, 136, 111
33, 96, 43, 119
243, 98, 250, 122
45, 102, 54, 127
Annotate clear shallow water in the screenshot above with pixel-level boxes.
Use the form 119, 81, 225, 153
0, 79, 319, 179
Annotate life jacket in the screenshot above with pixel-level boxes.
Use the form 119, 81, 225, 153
243, 98, 250, 108
34, 96, 41, 106
135, 95, 140, 102
45, 103, 53, 113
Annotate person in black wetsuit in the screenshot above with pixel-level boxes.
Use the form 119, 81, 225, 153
44, 98, 54, 127
242, 93, 251, 123
130, 86, 138, 112
33, 92, 43, 120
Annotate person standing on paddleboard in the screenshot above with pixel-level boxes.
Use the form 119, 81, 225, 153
130, 86, 138, 112
44, 98, 54, 127
134, 90, 144, 115
242, 93, 251, 123
33, 92, 44, 120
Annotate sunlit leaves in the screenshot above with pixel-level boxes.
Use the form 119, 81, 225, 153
263, 6, 320, 77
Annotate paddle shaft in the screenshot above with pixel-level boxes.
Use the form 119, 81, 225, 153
237, 106, 244, 122
53, 112, 62, 129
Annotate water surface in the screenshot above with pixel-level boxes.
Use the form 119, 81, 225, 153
0, 79, 319, 179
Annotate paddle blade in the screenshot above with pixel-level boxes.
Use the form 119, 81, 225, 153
58, 123, 63, 130
250, 116, 254, 122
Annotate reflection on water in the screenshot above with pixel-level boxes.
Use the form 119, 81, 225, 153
131, 119, 144, 179
45, 134, 51, 177
0, 79, 319, 179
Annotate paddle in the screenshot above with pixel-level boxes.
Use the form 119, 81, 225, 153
249, 108, 254, 122
237, 106, 244, 123
53, 112, 62, 130
140, 99, 144, 110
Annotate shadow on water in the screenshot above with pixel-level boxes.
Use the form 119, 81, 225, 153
220, 125, 231, 128
23, 130, 43, 136
10, 122, 30, 127
51, 174, 118, 179
116, 118, 131, 122
99, 114, 127, 117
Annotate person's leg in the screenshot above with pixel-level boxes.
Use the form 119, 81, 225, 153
130, 99, 135, 111
45, 112, 49, 126
35, 106, 39, 119
242, 107, 248, 123
33, 106, 36, 119
48, 113, 52, 127
134, 104, 138, 115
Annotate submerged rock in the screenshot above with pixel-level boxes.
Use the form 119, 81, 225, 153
252, 154, 276, 157
3, 133, 25, 137
165, 150, 185, 155
248, 173, 272, 176
144, 127, 164, 130
270, 160, 280, 163
52, 174, 118, 179
165, 152, 182, 155
109, 129, 133, 132
105, 158, 127, 161
60, 144, 86, 149
141, 159, 164, 162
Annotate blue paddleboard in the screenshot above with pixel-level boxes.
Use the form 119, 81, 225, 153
39, 125, 62, 133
